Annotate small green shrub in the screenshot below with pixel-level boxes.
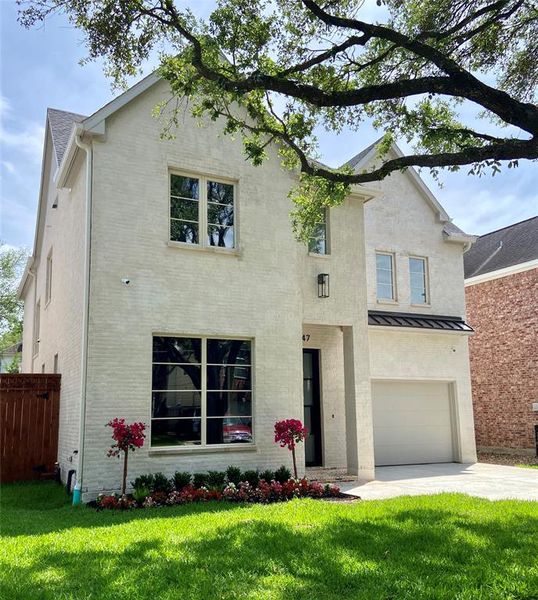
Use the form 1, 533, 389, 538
206, 471, 226, 489
226, 466, 242, 485
173, 471, 192, 490
131, 474, 154, 490
132, 486, 150, 504
259, 469, 275, 482
241, 470, 259, 487
274, 465, 291, 483
193, 473, 208, 489
152, 472, 172, 494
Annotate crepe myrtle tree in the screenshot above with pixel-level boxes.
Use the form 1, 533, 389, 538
274, 418, 308, 479
18, 1, 538, 239
106, 418, 146, 495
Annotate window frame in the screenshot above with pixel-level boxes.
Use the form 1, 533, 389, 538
375, 251, 397, 302
45, 248, 53, 306
409, 255, 430, 305
150, 334, 254, 450
308, 208, 330, 256
168, 170, 238, 251
33, 299, 41, 358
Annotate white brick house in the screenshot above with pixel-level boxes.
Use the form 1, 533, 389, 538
19, 74, 477, 501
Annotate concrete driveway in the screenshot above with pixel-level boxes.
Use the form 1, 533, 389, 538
341, 462, 538, 501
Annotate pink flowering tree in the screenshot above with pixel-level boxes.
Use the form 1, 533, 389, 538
274, 419, 308, 479
106, 418, 146, 495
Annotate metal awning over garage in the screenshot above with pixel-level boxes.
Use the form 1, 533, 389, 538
368, 310, 473, 332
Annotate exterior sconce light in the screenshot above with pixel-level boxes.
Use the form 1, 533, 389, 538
317, 273, 330, 298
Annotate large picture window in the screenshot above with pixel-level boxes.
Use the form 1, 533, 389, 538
151, 336, 252, 447
169, 173, 235, 249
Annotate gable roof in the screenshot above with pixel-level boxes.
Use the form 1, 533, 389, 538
343, 137, 384, 170
47, 108, 86, 165
463, 216, 538, 278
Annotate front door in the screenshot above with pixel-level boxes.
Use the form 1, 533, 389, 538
303, 349, 322, 466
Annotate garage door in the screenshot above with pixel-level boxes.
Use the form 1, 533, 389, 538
372, 381, 454, 466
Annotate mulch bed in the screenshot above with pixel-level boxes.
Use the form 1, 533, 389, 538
478, 451, 538, 467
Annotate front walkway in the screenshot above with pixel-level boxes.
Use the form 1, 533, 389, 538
340, 462, 538, 501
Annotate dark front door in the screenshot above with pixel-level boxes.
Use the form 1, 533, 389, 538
303, 349, 322, 467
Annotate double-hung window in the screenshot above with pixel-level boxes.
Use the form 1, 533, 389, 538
151, 336, 252, 447
169, 173, 235, 249
409, 257, 429, 304
308, 208, 329, 255
376, 252, 395, 301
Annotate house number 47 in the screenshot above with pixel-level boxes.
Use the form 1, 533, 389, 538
302, 334, 310, 342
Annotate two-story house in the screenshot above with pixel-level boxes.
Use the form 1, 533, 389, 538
18, 73, 477, 501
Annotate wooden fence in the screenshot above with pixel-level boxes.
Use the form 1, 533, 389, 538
0, 374, 61, 483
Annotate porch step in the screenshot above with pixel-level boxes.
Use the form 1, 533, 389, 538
305, 467, 357, 484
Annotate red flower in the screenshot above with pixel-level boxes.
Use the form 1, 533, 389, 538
106, 418, 146, 456
274, 419, 308, 451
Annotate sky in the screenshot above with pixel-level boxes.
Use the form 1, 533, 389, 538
1, 0, 536, 251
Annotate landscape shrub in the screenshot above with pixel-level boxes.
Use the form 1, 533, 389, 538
225, 466, 242, 485
274, 465, 291, 483
259, 469, 275, 483
193, 473, 208, 489
131, 474, 154, 490
241, 470, 259, 487
173, 471, 192, 490
152, 472, 172, 494
206, 471, 226, 489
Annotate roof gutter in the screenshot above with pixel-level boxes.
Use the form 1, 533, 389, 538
72, 128, 93, 505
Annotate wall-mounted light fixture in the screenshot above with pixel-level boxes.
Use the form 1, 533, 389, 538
317, 273, 330, 298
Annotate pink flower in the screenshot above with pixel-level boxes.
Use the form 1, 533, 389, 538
274, 419, 308, 451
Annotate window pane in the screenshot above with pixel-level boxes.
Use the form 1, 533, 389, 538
207, 365, 251, 391
207, 339, 251, 365
171, 197, 199, 221
411, 287, 427, 304
151, 418, 201, 446
171, 175, 199, 200
410, 271, 425, 289
207, 181, 233, 205
376, 253, 392, 271
207, 391, 252, 417
207, 225, 234, 248
153, 337, 201, 363
207, 417, 252, 445
377, 267, 393, 286
152, 391, 201, 418
409, 257, 425, 274
152, 364, 201, 391
377, 282, 393, 300
171, 220, 199, 244
208, 202, 234, 226
308, 237, 326, 254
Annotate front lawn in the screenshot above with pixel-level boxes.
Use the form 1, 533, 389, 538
1, 482, 537, 599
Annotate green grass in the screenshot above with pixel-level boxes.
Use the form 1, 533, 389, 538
516, 464, 538, 469
1, 482, 537, 600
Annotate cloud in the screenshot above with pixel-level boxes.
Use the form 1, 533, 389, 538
0, 120, 44, 164
2, 160, 16, 174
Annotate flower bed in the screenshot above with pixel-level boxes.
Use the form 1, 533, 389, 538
91, 469, 344, 510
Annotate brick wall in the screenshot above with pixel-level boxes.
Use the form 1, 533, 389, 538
466, 268, 538, 450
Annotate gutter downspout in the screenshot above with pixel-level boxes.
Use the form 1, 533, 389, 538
72, 131, 92, 505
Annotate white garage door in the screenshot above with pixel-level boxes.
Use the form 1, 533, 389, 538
372, 381, 455, 466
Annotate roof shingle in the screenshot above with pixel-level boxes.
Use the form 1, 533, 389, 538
47, 108, 87, 165
463, 216, 538, 278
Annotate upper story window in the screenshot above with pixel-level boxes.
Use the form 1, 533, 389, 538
151, 336, 252, 447
409, 257, 429, 304
170, 173, 235, 249
308, 208, 329, 255
45, 250, 53, 305
376, 252, 395, 301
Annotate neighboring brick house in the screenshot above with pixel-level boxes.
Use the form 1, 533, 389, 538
464, 216, 538, 454
18, 73, 477, 501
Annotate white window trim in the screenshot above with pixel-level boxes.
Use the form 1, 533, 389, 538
375, 251, 397, 303
409, 255, 430, 306
150, 334, 254, 452
168, 169, 238, 251
33, 299, 41, 358
45, 248, 53, 307
308, 208, 331, 256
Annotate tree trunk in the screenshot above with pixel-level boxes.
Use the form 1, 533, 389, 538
292, 446, 298, 480
122, 450, 128, 496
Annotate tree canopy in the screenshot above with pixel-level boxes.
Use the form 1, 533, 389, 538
18, 0, 538, 237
